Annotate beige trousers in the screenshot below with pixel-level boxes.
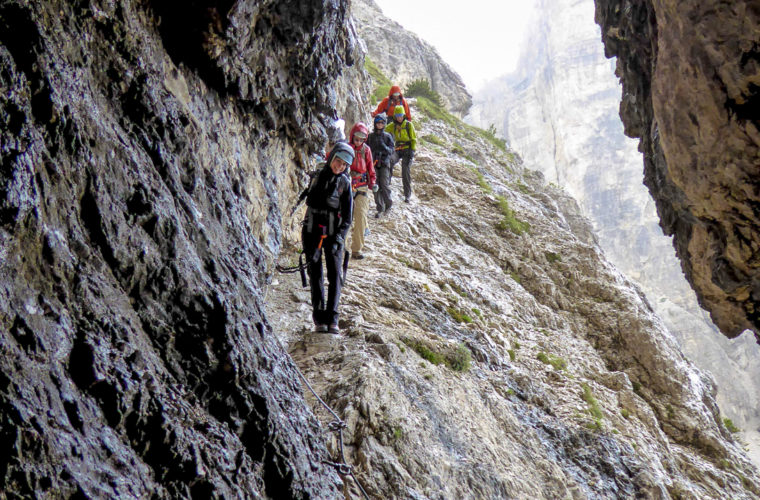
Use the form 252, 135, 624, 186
351, 188, 370, 254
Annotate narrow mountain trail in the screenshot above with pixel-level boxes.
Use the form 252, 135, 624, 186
264, 104, 760, 499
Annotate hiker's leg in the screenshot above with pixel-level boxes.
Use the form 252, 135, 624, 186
378, 165, 392, 210
303, 233, 325, 323
374, 166, 386, 212
401, 150, 413, 199
389, 151, 400, 179
351, 190, 369, 253
325, 243, 343, 326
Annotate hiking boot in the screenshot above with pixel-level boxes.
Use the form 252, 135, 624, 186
375, 210, 383, 218
315, 324, 328, 333
327, 323, 340, 334
352, 253, 365, 260
404, 196, 411, 203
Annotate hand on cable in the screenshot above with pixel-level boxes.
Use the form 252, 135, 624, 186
332, 235, 344, 256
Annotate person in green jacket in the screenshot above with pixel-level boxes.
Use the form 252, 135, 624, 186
386, 105, 417, 203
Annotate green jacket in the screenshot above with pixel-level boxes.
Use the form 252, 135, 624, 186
386, 119, 416, 151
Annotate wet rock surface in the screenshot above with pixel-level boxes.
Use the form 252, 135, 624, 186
594, 0, 760, 340
268, 100, 760, 498
0, 0, 362, 497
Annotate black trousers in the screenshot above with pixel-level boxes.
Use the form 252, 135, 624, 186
374, 164, 392, 212
390, 148, 414, 199
302, 228, 344, 326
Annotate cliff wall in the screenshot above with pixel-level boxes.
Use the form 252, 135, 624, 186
0, 0, 364, 496
594, 0, 760, 340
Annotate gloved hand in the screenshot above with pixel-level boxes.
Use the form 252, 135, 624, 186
332, 235, 344, 256
371, 184, 379, 193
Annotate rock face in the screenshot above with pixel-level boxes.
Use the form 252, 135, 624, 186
352, 0, 472, 115
593, 0, 760, 340
468, 0, 760, 465
269, 97, 760, 498
0, 0, 364, 497
2, 0, 759, 498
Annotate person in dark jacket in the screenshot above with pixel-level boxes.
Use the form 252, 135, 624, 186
366, 115, 395, 216
302, 142, 354, 333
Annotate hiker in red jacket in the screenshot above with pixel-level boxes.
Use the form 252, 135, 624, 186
371, 85, 412, 122
347, 122, 376, 259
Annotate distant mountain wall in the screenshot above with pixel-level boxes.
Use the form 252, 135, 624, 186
352, 0, 472, 115
467, 0, 760, 464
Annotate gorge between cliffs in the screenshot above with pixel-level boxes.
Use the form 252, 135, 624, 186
1, 0, 759, 499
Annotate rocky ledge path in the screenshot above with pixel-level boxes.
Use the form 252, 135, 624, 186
265, 104, 760, 499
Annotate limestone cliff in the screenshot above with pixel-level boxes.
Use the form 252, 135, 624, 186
270, 96, 760, 498
594, 0, 760, 340
2, 0, 760, 498
468, 0, 760, 466
0, 0, 364, 496
351, 0, 472, 115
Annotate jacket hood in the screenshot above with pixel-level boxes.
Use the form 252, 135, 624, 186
389, 85, 402, 96
349, 122, 369, 145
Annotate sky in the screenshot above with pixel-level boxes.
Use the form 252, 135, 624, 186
371, 0, 538, 92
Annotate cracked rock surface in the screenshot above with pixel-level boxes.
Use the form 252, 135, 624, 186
594, 0, 760, 340
268, 100, 760, 499
0, 0, 364, 497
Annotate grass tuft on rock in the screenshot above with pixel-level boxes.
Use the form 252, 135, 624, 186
421, 134, 445, 146
582, 383, 604, 429
536, 352, 567, 371
447, 306, 473, 324
403, 338, 472, 373
496, 196, 530, 235
365, 56, 392, 104
545, 251, 562, 264
448, 343, 472, 372
723, 417, 740, 433
405, 78, 444, 107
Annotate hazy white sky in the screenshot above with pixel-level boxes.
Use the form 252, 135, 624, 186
371, 0, 537, 91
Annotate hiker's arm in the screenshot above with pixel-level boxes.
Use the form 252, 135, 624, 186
366, 148, 376, 187
338, 177, 353, 238
409, 122, 417, 151
371, 98, 388, 117
385, 133, 395, 157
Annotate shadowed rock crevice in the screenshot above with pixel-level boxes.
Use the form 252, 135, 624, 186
150, 0, 237, 93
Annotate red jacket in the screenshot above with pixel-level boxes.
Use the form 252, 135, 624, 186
348, 123, 376, 189
371, 85, 412, 122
